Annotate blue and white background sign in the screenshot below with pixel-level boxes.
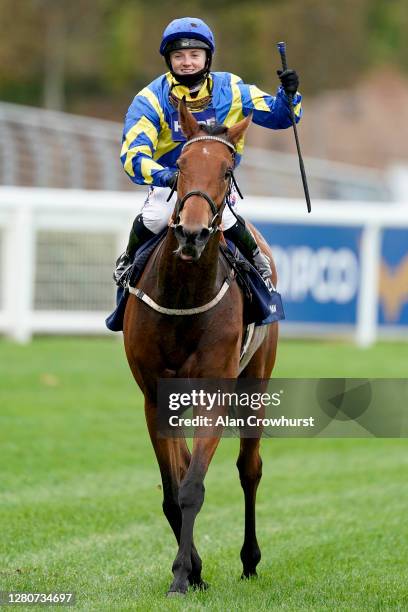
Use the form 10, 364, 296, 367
256, 223, 361, 326
254, 221, 408, 329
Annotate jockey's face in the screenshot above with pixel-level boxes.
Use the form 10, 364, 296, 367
170, 48, 206, 76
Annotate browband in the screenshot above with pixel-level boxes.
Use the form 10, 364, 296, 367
182, 135, 236, 154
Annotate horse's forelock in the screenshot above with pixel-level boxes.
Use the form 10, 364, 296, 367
199, 123, 229, 138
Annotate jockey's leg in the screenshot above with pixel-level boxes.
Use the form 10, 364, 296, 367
114, 187, 176, 285
113, 214, 155, 285
222, 205, 272, 285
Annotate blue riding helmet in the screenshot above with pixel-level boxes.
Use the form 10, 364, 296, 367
160, 17, 215, 56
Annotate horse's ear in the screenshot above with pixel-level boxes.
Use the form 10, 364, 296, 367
227, 112, 253, 146
179, 96, 201, 139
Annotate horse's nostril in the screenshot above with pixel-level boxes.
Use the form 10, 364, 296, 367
199, 227, 211, 241
174, 224, 185, 240
174, 225, 211, 245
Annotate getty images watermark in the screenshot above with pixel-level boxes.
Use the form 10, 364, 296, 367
166, 387, 314, 429
157, 379, 408, 438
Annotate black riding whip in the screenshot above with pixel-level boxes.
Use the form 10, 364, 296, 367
277, 41, 311, 213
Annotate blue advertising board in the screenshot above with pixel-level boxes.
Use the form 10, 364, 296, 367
255, 223, 362, 326
255, 222, 408, 329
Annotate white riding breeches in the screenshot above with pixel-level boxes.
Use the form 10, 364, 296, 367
141, 185, 239, 234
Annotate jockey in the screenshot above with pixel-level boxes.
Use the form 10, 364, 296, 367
115, 17, 302, 286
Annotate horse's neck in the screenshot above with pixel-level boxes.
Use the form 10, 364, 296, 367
155, 231, 222, 309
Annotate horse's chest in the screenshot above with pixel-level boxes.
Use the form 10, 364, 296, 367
157, 317, 211, 359
128, 282, 242, 376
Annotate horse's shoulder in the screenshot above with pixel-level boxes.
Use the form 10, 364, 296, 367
135, 235, 166, 289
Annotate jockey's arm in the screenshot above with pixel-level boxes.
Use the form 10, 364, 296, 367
120, 89, 174, 187
237, 79, 302, 130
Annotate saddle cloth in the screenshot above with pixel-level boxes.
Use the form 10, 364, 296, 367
105, 231, 284, 332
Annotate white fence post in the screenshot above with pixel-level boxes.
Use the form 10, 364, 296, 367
356, 224, 381, 347
6, 204, 36, 343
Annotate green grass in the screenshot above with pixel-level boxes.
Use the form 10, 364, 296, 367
1, 337, 408, 611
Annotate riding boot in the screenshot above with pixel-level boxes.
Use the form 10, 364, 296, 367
223, 215, 273, 288
113, 213, 154, 286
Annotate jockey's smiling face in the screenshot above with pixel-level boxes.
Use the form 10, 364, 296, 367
169, 48, 206, 76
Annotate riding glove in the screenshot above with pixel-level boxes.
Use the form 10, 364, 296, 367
166, 171, 178, 189
158, 168, 178, 188
277, 69, 299, 96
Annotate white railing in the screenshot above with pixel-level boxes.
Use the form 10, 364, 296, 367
0, 101, 392, 201
1, 186, 408, 345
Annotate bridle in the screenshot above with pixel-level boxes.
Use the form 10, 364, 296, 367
128, 135, 244, 317
167, 135, 244, 233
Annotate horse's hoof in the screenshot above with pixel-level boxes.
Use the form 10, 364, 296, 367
166, 590, 186, 598
192, 579, 209, 591
241, 570, 258, 580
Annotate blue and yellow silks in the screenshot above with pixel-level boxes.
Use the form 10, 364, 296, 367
120, 72, 302, 187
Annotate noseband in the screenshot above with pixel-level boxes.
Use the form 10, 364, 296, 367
168, 135, 243, 232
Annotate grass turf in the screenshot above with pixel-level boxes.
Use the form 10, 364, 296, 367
1, 337, 408, 610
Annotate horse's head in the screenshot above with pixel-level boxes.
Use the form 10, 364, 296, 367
172, 98, 252, 262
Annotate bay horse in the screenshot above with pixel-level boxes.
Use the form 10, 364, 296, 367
123, 98, 278, 596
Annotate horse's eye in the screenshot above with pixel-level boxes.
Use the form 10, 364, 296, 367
225, 169, 232, 179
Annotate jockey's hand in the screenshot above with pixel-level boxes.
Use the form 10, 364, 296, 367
161, 168, 178, 189
277, 69, 299, 96
157, 168, 178, 188
167, 171, 178, 189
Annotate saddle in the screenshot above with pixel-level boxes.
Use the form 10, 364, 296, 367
105, 230, 284, 332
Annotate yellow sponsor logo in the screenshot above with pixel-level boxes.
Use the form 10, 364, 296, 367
379, 256, 408, 322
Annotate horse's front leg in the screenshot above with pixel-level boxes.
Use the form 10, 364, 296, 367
144, 402, 205, 590
236, 330, 276, 578
237, 436, 262, 578
162, 440, 208, 591
167, 435, 221, 596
